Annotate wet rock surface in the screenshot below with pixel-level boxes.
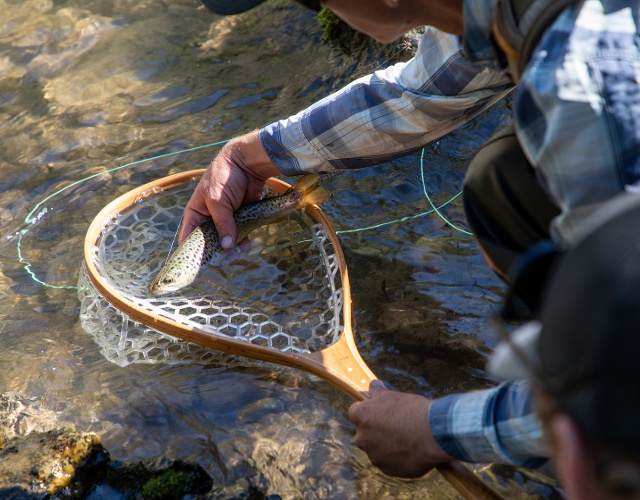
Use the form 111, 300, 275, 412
0, 427, 106, 498
0, 392, 274, 499
0, 392, 60, 439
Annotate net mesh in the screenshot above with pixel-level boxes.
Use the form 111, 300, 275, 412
79, 180, 344, 367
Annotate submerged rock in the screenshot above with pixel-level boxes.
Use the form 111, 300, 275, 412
0, 427, 106, 498
316, 8, 420, 64
0, 393, 273, 499
96, 457, 213, 499
0, 392, 59, 439
0, 428, 272, 499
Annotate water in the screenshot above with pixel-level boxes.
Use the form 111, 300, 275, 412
0, 0, 562, 498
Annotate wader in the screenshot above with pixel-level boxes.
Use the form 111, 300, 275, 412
462, 0, 579, 309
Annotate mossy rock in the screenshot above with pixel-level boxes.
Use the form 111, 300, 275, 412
142, 468, 202, 499
317, 9, 419, 64
0, 427, 107, 498
100, 457, 213, 499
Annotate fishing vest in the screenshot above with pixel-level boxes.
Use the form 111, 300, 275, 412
492, 0, 581, 83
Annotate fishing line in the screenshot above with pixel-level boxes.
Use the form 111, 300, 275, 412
248, 192, 464, 259
15, 31, 470, 289
16, 141, 467, 289
16, 140, 230, 289
419, 148, 473, 236
16, 139, 467, 290
164, 213, 185, 259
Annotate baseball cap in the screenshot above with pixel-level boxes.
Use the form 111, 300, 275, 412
201, 0, 321, 15
489, 192, 640, 459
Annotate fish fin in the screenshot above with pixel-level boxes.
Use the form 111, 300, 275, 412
238, 216, 288, 240
302, 185, 330, 206
289, 174, 330, 206
290, 173, 320, 194
272, 215, 288, 224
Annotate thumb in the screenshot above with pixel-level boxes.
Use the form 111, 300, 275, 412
367, 379, 387, 398
178, 204, 207, 243
178, 220, 196, 244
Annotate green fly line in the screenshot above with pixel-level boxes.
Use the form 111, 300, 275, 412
419, 147, 473, 236
16, 141, 229, 290
16, 140, 469, 289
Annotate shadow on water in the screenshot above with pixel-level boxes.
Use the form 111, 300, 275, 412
0, 0, 563, 497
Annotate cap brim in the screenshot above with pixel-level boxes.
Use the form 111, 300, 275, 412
487, 320, 541, 381
201, 0, 267, 15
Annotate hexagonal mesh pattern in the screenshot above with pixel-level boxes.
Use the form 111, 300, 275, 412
79, 180, 344, 366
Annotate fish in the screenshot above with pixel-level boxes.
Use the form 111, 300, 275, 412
149, 173, 330, 295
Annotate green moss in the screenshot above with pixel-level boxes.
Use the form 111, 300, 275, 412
316, 9, 418, 64
142, 469, 193, 500
317, 9, 371, 54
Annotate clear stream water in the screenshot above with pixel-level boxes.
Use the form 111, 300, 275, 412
0, 0, 562, 498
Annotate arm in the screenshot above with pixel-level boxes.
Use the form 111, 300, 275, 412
261, 26, 512, 176
181, 27, 512, 242
429, 380, 549, 467
349, 380, 550, 477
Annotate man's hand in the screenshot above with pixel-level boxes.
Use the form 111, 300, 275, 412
179, 130, 281, 245
348, 380, 454, 478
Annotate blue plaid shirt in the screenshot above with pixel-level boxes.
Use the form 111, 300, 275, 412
260, 0, 640, 466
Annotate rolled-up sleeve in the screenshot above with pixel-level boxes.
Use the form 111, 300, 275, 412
260, 25, 512, 176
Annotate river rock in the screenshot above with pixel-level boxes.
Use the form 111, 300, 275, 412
0, 426, 106, 498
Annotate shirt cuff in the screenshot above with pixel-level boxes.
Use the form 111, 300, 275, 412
429, 381, 550, 467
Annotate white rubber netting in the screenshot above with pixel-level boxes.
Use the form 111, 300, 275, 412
78, 181, 344, 367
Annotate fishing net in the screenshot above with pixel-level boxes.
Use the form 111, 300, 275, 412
78, 174, 343, 367
78, 170, 503, 499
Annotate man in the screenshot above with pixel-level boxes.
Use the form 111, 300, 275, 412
182, 0, 640, 479
488, 192, 640, 500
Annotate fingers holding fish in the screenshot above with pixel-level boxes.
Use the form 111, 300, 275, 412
151, 174, 330, 295
178, 131, 282, 246
178, 154, 244, 247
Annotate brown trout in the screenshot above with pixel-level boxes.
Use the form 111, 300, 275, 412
149, 174, 330, 295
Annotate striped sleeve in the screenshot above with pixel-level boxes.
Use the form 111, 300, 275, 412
429, 381, 551, 467
260, 26, 512, 176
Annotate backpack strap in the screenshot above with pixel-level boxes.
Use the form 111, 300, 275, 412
492, 0, 581, 83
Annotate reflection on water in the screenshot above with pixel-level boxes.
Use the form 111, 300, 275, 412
0, 0, 561, 497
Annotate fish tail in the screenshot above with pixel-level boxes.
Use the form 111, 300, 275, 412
290, 173, 321, 193
291, 173, 331, 207
302, 185, 330, 206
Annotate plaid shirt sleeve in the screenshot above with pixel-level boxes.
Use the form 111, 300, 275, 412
515, 0, 640, 245
429, 381, 551, 467
428, 0, 640, 465
259, 22, 512, 176
253, 0, 640, 466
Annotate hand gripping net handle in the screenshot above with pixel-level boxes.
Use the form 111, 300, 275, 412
82, 169, 502, 500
